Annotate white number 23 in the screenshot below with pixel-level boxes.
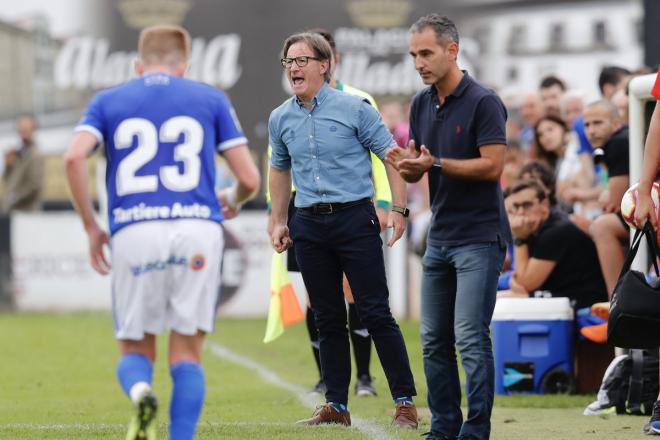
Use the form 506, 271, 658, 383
115, 116, 203, 196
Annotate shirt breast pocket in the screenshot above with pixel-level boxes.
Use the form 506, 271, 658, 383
329, 123, 355, 140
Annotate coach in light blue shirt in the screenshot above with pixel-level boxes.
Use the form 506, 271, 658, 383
268, 32, 418, 428
269, 81, 392, 207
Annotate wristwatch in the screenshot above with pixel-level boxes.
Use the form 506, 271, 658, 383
514, 237, 529, 246
432, 156, 442, 171
391, 206, 410, 217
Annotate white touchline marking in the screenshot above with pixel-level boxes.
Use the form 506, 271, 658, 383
207, 342, 395, 440
0, 421, 309, 430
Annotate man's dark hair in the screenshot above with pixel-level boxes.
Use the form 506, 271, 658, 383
598, 66, 631, 94
410, 13, 459, 44
282, 32, 333, 82
308, 28, 336, 52
508, 178, 548, 202
539, 75, 566, 92
518, 160, 556, 205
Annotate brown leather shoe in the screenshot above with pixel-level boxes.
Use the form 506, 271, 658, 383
295, 404, 351, 426
393, 401, 418, 429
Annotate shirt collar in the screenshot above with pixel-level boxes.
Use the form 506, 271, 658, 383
424, 70, 472, 98
295, 81, 331, 107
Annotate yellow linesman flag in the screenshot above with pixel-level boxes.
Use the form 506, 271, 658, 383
263, 251, 305, 343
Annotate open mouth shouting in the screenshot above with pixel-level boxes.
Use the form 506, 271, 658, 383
290, 74, 305, 89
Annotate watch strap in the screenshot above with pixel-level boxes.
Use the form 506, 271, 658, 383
391, 205, 410, 217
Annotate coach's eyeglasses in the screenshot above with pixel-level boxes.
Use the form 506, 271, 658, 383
280, 56, 320, 68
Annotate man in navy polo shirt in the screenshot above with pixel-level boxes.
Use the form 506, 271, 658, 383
269, 31, 417, 428
387, 14, 510, 440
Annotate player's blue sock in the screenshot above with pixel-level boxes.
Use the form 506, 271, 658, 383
170, 361, 205, 440
116, 353, 153, 398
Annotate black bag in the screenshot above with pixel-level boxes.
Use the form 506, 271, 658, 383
584, 349, 659, 416
608, 222, 660, 349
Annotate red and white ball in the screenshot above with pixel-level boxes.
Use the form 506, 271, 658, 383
620, 182, 660, 229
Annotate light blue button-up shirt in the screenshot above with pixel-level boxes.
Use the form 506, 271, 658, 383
269, 82, 395, 208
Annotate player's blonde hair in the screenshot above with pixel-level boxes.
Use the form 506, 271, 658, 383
138, 25, 191, 67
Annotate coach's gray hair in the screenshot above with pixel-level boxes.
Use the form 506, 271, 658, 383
410, 13, 459, 45
282, 32, 333, 82
586, 99, 621, 119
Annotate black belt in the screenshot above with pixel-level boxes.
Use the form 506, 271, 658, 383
300, 198, 370, 214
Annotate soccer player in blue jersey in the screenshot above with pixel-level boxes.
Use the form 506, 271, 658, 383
64, 25, 259, 440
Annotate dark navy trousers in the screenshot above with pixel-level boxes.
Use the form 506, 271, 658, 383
289, 201, 416, 405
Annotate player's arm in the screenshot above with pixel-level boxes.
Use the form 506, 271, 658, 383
636, 101, 660, 227
218, 144, 260, 218
64, 131, 110, 275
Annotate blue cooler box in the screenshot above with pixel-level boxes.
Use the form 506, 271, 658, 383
492, 297, 574, 394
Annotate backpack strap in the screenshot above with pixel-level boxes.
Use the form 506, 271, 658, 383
627, 349, 645, 415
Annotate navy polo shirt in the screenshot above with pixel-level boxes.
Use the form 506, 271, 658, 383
409, 72, 512, 247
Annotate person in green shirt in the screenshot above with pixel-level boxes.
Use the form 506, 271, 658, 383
265, 28, 392, 397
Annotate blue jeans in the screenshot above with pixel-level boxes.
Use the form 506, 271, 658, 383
421, 241, 505, 440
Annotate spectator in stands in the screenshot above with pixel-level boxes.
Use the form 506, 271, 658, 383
611, 88, 629, 125
560, 90, 585, 127
598, 66, 631, 100
518, 160, 592, 233
539, 75, 566, 116
1, 114, 44, 214
584, 100, 630, 299
533, 114, 592, 208
519, 91, 544, 153
498, 179, 608, 311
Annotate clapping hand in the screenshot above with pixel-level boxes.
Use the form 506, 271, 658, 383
385, 140, 434, 182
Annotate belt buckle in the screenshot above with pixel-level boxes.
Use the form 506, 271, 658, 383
315, 203, 333, 214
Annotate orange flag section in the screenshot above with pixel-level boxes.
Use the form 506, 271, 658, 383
263, 252, 305, 343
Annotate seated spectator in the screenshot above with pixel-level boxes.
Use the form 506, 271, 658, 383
518, 160, 592, 233
533, 114, 592, 207
498, 179, 608, 311
584, 100, 630, 299
1, 114, 45, 214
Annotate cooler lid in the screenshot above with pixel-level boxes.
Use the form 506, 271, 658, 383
492, 297, 574, 321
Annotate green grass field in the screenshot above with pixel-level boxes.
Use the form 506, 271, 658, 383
0, 313, 647, 439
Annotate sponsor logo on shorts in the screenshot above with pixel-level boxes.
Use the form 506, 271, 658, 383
130, 255, 194, 276
190, 254, 206, 271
